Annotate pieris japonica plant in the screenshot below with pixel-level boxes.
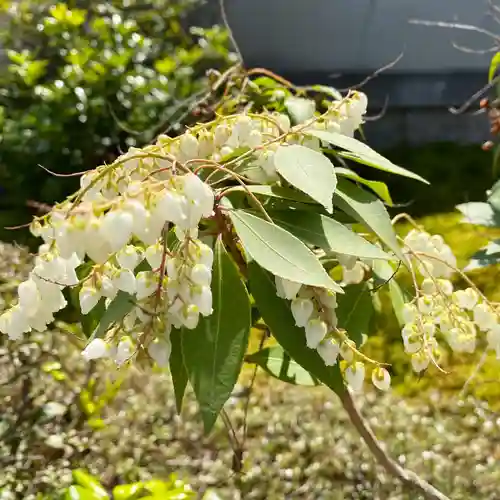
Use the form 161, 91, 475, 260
1, 68, 486, 499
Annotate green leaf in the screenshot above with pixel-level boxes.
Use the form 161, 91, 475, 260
372, 260, 407, 326
267, 210, 393, 260
169, 328, 188, 414
112, 484, 145, 500
89, 291, 134, 342
388, 278, 408, 327
308, 129, 428, 184
336, 283, 373, 346
71, 470, 108, 499
229, 210, 343, 292
489, 52, 500, 82
181, 238, 251, 433
465, 240, 500, 271
248, 262, 344, 394
227, 184, 317, 204
335, 167, 393, 206
333, 178, 404, 261
65, 486, 105, 500
246, 345, 320, 386
274, 144, 337, 212
456, 202, 500, 227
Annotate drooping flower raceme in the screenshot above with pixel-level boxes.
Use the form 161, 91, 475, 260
0, 91, 371, 372
400, 229, 500, 372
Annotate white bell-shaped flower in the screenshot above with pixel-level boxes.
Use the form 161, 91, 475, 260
154, 190, 188, 228
339, 341, 354, 362
100, 275, 117, 300
290, 298, 314, 327
181, 304, 200, 330
115, 337, 134, 366
18, 279, 41, 317
116, 245, 142, 271
316, 339, 340, 366
0, 306, 30, 340
345, 362, 365, 392
100, 210, 134, 252
190, 264, 212, 286
318, 289, 337, 309
179, 133, 199, 160
275, 276, 302, 300
453, 288, 479, 311
79, 286, 101, 315
82, 339, 109, 361
304, 318, 327, 348
113, 269, 136, 295
214, 124, 231, 147
402, 303, 418, 324
145, 242, 163, 270
136, 271, 157, 300
487, 324, 500, 358
371, 367, 391, 391
191, 285, 213, 316
148, 338, 172, 367
411, 350, 430, 373
473, 303, 497, 331
342, 261, 365, 285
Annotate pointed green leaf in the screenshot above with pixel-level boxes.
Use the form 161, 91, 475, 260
246, 345, 320, 386
308, 129, 428, 184
169, 328, 188, 414
333, 178, 403, 261
465, 240, 500, 271
229, 209, 342, 292
456, 202, 500, 227
335, 167, 393, 206
181, 239, 251, 433
248, 262, 344, 394
336, 283, 373, 346
71, 471, 108, 499
89, 291, 134, 342
372, 260, 408, 326
228, 184, 317, 204
112, 484, 145, 500
267, 209, 392, 261
489, 52, 500, 82
65, 486, 105, 500
274, 144, 337, 212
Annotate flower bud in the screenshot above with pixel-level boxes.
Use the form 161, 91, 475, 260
291, 298, 314, 328
79, 286, 101, 315
345, 362, 365, 392
317, 339, 340, 366
275, 276, 302, 300
371, 367, 391, 391
305, 318, 327, 348
82, 339, 109, 361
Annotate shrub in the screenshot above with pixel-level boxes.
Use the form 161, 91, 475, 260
0, 0, 233, 226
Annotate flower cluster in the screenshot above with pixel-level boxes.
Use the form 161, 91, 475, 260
401, 229, 500, 373
0, 140, 215, 367
404, 229, 457, 278
0, 90, 369, 370
275, 275, 391, 392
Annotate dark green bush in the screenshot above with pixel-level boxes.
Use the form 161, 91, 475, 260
0, 0, 233, 234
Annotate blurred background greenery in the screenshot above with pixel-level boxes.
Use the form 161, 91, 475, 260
1, 1, 500, 499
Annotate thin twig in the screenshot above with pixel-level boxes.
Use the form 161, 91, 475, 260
408, 19, 500, 43
340, 390, 451, 500
339, 52, 404, 92
219, 0, 243, 63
